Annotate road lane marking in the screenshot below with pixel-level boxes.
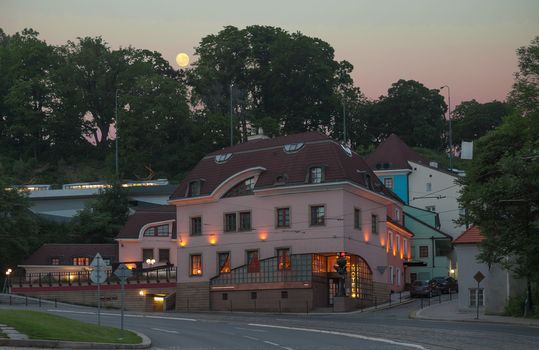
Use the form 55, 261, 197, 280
264, 340, 280, 346
151, 328, 179, 334
235, 327, 268, 332
243, 335, 259, 341
48, 309, 196, 322
248, 323, 427, 350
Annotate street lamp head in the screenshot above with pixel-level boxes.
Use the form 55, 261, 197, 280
6, 268, 12, 276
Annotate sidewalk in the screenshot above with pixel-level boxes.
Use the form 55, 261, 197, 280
411, 297, 539, 327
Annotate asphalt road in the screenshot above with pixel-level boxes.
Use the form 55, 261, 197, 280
1, 297, 539, 350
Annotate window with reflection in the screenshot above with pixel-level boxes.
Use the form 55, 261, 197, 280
276, 207, 290, 228
223, 177, 256, 198
188, 180, 201, 197
143, 224, 169, 237
218, 252, 230, 274
310, 205, 325, 225
309, 167, 323, 184
246, 250, 260, 273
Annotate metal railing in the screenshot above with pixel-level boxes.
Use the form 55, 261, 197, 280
11, 266, 177, 288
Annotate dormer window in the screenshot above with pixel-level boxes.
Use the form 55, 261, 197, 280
309, 167, 324, 184
223, 177, 256, 198
188, 180, 201, 197
143, 224, 170, 237
283, 143, 304, 153
215, 153, 233, 164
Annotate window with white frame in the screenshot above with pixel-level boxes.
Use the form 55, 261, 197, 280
397, 267, 401, 286
397, 235, 401, 253
395, 208, 400, 221
404, 239, 408, 257
389, 265, 394, 284
469, 288, 484, 307
426, 182, 432, 192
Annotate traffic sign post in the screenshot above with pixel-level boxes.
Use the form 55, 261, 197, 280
114, 264, 132, 330
473, 271, 485, 320
90, 253, 107, 326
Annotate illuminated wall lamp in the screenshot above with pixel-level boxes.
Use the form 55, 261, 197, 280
139, 290, 145, 296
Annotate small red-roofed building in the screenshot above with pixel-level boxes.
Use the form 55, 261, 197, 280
454, 225, 526, 314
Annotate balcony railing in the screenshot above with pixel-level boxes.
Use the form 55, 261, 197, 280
11, 266, 176, 288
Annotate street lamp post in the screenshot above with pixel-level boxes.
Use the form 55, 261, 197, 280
440, 85, 452, 171
2, 268, 12, 294
230, 83, 234, 147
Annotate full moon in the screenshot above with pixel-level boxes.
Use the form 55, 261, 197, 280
176, 53, 189, 67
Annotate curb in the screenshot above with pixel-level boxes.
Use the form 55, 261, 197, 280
0, 329, 151, 349
409, 302, 539, 328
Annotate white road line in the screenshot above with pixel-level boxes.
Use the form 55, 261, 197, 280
151, 328, 179, 334
235, 327, 268, 332
47, 309, 196, 322
264, 340, 280, 346
243, 335, 259, 341
248, 323, 428, 350
146, 315, 197, 322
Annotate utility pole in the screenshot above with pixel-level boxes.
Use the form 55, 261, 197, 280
342, 100, 347, 143
440, 85, 452, 170
115, 89, 119, 179
230, 84, 233, 147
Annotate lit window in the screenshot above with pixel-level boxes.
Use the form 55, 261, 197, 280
310, 205, 325, 226
426, 183, 432, 192
371, 214, 378, 234
72, 257, 89, 266
190, 255, 202, 276
354, 208, 361, 229
218, 252, 230, 274
384, 178, 393, 190
191, 217, 202, 236
239, 212, 251, 231
50, 257, 60, 265
276, 208, 290, 228
277, 248, 291, 271
224, 213, 237, 232
309, 167, 323, 184
246, 250, 260, 273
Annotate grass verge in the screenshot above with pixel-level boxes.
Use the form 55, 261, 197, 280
0, 309, 141, 344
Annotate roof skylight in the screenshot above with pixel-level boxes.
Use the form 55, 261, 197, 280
341, 144, 353, 157
215, 153, 233, 164
283, 143, 304, 153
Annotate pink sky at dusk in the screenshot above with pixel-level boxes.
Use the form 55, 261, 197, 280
1, 0, 538, 107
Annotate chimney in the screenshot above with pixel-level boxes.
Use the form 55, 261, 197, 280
247, 127, 269, 141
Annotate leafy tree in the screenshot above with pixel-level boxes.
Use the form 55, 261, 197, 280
188, 25, 361, 140
0, 29, 59, 161
0, 175, 39, 280
367, 80, 447, 149
451, 100, 512, 148
69, 182, 129, 243
459, 36, 539, 312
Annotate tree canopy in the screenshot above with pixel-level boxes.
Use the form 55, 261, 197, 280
458, 36, 539, 309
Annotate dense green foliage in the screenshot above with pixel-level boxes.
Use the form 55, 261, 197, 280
459, 36, 539, 311
0, 309, 141, 343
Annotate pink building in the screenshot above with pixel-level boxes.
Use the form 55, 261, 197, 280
143, 131, 409, 312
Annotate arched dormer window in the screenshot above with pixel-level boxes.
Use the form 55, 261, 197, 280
308, 166, 324, 184
223, 177, 255, 198
143, 224, 170, 237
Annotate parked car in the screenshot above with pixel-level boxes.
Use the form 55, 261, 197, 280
410, 280, 441, 298
431, 276, 458, 293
